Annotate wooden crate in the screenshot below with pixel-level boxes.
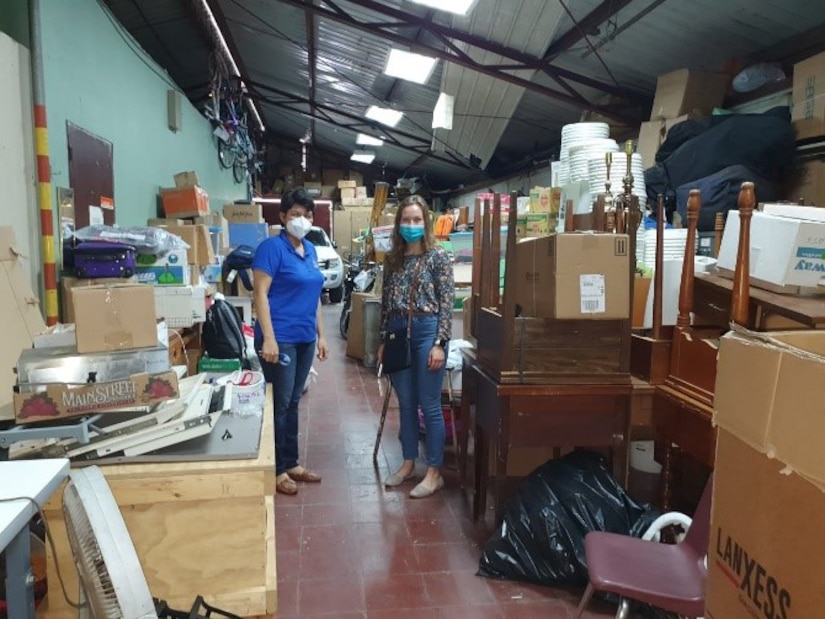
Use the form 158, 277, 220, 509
38, 389, 277, 619
475, 307, 631, 384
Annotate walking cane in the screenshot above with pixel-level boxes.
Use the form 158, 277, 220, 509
372, 372, 393, 468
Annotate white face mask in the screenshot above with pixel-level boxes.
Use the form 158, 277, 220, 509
286, 216, 312, 239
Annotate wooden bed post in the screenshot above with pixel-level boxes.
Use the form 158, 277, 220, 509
677, 190, 701, 330
713, 212, 725, 258
731, 183, 755, 327
652, 195, 666, 340
471, 198, 482, 336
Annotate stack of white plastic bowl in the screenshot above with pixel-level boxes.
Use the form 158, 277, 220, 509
568, 139, 620, 182
559, 122, 611, 186
587, 152, 647, 212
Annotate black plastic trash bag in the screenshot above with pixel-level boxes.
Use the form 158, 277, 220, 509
478, 450, 660, 587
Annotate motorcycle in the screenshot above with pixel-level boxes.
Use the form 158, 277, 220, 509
339, 259, 378, 339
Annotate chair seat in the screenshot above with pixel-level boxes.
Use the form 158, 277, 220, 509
585, 531, 706, 617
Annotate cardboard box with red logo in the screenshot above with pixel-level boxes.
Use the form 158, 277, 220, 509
707, 328, 825, 618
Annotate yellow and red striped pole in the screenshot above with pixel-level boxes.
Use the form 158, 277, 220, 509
31, 0, 58, 325
34, 106, 58, 325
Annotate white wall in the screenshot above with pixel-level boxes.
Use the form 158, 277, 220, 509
0, 31, 40, 293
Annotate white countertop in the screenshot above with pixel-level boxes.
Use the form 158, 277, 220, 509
0, 459, 70, 551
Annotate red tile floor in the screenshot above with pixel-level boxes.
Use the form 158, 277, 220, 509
272, 305, 617, 618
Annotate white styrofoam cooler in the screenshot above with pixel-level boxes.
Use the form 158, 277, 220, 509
717, 210, 825, 290
153, 285, 207, 327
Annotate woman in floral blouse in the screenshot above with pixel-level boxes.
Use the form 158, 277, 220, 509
378, 195, 454, 498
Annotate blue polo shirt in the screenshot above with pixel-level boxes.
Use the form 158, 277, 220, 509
252, 232, 324, 344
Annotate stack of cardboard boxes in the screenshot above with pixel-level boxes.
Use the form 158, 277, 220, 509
786, 51, 825, 205
636, 68, 729, 169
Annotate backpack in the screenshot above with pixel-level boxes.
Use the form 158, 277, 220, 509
225, 245, 256, 292
202, 297, 249, 368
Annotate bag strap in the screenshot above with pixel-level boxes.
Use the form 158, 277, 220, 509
406, 254, 426, 337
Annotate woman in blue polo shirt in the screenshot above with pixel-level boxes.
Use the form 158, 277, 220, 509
253, 188, 329, 496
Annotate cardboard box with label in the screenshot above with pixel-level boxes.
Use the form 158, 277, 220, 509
513, 233, 630, 319
223, 203, 264, 224
528, 186, 561, 214
708, 329, 825, 618
0, 227, 48, 421
717, 209, 825, 292
159, 224, 215, 266
72, 284, 159, 353
791, 51, 825, 141
135, 248, 191, 286
650, 69, 729, 120
14, 370, 180, 424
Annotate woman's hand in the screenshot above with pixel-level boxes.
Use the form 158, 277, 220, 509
427, 345, 446, 371
317, 337, 329, 362
260, 338, 279, 364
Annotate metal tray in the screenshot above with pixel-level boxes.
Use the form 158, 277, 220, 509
16, 345, 170, 391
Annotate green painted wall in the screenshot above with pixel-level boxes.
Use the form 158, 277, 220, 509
38, 0, 245, 227
0, 0, 30, 47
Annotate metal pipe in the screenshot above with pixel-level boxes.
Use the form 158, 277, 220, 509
29, 0, 59, 325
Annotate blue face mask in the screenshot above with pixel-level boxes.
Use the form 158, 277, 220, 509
399, 224, 425, 242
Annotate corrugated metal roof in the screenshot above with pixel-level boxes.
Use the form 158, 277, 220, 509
106, 0, 825, 190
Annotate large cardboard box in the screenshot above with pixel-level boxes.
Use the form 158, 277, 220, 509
0, 227, 48, 421
783, 158, 825, 206
223, 203, 264, 224
160, 224, 215, 266
636, 114, 692, 168
61, 276, 137, 323
650, 69, 729, 120
513, 233, 630, 319
72, 284, 158, 353
333, 206, 373, 256
791, 51, 825, 141
153, 285, 207, 328
160, 186, 209, 218
717, 210, 825, 292
345, 292, 380, 361
708, 329, 825, 618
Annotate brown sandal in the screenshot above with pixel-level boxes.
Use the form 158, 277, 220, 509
287, 467, 322, 483
276, 475, 298, 495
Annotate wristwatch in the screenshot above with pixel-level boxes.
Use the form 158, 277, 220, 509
433, 337, 448, 348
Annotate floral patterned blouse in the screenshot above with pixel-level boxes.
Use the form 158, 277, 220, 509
380, 246, 454, 341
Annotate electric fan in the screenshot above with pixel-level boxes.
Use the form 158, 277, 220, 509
62, 466, 158, 619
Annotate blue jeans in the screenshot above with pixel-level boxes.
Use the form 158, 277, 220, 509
388, 315, 448, 467
257, 338, 316, 475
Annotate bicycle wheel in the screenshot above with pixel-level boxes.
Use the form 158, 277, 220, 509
233, 157, 248, 184
218, 138, 235, 169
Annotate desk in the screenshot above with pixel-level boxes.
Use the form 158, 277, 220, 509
653, 384, 715, 511
694, 272, 825, 330
461, 352, 632, 524
1, 459, 69, 619
37, 389, 276, 619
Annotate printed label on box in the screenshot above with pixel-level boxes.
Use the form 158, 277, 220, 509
580, 274, 606, 314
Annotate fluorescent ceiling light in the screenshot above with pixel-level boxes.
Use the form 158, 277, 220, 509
384, 49, 437, 85
365, 105, 403, 127
432, 92, 454, 130
409, 0, 476, 15
356, 133, 384, 146
351, 151, 376, 164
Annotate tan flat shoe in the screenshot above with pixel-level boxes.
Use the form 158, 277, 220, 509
276, 475, 298, 495
287, 467, 322, 483
384, 471, 416, 488
409, 476, 444, 499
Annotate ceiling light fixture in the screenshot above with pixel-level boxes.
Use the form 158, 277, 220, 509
432, 92, 454, 130
196, 0, 265, 132
356, 133, 384, 146
351, 151, 376, 164
384, 49, 437, 84
365, 106, 403, 127
409, 0, 477, 16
